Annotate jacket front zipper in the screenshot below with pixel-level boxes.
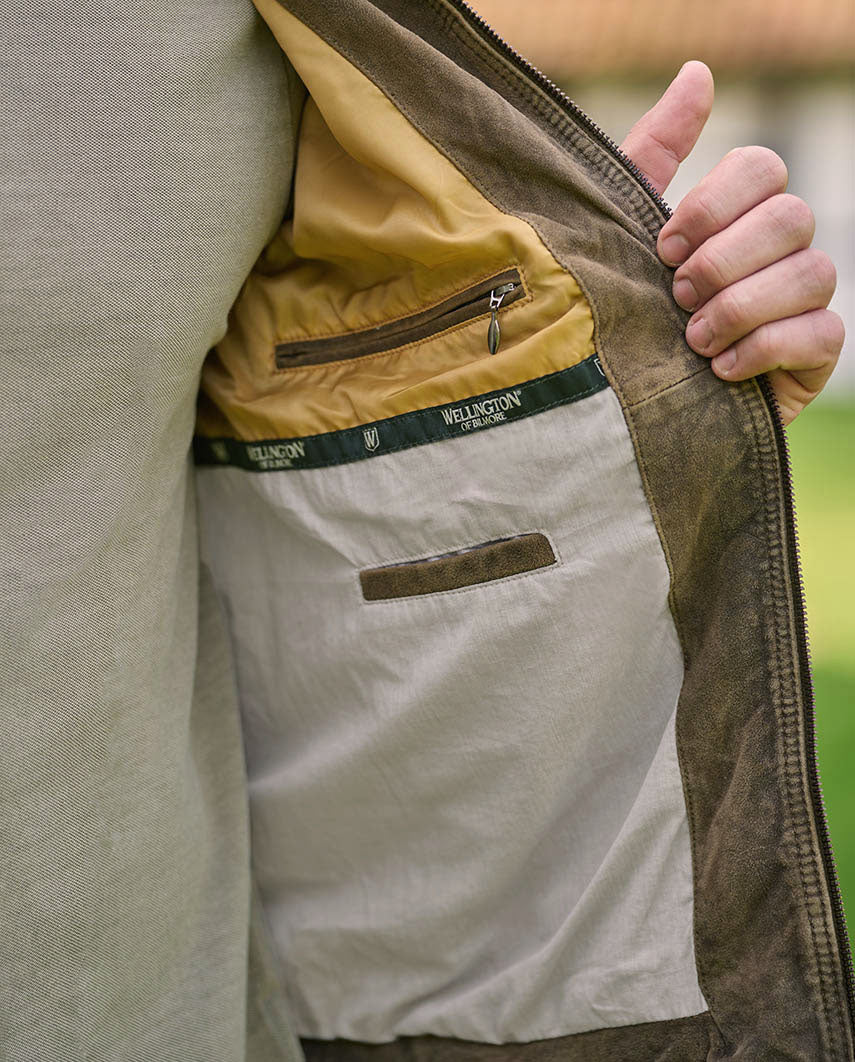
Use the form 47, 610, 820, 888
446, 0, 671, 224
759, 373, 855, 1020
445, 0, 855, 1030
275, 268, 524, 369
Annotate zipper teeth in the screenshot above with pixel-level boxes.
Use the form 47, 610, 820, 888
446, 0, 672, 221
758, 375, 855, 1030
446, 0, 853, 1030
275, 270, 523, 367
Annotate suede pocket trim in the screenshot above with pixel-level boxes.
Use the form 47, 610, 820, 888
359, 532, 556, 600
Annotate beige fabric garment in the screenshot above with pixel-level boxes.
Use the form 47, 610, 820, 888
0, 4, 301, 1059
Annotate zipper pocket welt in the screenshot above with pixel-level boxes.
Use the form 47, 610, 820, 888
274, 268, 524, 369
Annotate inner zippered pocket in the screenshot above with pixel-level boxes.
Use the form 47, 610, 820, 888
274, 268, 525, 369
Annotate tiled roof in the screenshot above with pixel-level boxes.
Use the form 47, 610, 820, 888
469, 0, 855, 78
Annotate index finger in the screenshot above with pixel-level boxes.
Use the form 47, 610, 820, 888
657, 146, 789, 267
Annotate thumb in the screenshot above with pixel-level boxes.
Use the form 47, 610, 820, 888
620, 61, 715, 197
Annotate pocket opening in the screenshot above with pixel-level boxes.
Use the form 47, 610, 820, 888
274, 268, 525, 369
359, 532, 557, 601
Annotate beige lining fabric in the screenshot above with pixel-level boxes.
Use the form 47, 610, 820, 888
197, 386, 708, 1044
197, 3, 595, 442
1, 3, 301, 1057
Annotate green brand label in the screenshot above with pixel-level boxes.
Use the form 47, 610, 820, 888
194, 355, 608, 473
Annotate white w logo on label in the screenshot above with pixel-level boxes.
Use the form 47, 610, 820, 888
363, 427, 380, 452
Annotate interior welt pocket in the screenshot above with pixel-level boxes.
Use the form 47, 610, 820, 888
274, 268, 524, 369
359, 532, 556, 601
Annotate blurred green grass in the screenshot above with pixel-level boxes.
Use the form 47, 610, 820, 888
788, 398, 855, 920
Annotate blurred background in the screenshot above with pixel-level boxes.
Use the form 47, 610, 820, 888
471, 0, 855, 915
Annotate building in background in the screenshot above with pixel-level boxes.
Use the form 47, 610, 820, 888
472, 0, 855, 391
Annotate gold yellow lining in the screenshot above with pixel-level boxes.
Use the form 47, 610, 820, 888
196, 1, 595, 442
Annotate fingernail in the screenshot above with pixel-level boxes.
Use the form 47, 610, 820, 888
659, 233, 690, 266
686, 316, 712, 352
713, 349, 737, 374
672, 276, 699, 311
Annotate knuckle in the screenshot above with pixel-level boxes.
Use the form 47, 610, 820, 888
828, 310, 846, 350
771, 193, 815, 244
740, 145, 789, 191
815, 310, 845, 356
803, 248, 837, 298
748, 322, 778, 364
693, 243, 732, 292
716, 286, 746, 331
685, 189, 728, 235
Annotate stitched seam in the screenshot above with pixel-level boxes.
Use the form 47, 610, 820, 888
271, 265, 530, 356
759, 382, 843, 1054
442, 0, 662, 238
427, 0, 662, 240
746, 380, 836, 1053
624, 364, 710, 408
739, 379, 845, 1055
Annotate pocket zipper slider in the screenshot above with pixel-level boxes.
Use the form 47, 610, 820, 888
487, 282, 516, 355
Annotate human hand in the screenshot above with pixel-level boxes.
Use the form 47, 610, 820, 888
620, 61, 843, 424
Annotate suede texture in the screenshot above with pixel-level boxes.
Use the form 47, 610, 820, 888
267, 1, 854, 1059
359, 533, 556, 599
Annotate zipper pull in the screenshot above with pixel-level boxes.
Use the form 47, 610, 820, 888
487, 282, 516, 355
